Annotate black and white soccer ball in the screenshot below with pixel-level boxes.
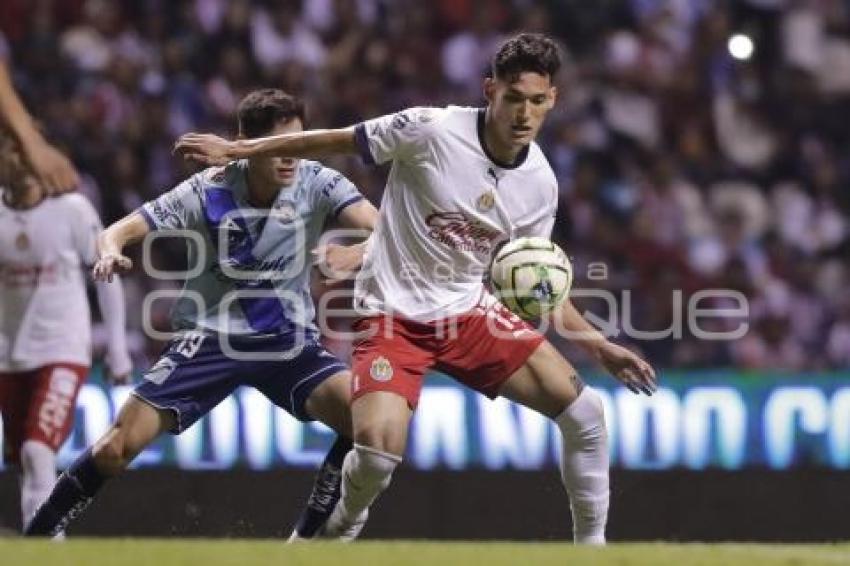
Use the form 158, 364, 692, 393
490, 237, 573, 319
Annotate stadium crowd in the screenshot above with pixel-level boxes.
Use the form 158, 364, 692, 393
0, 0, 848, 371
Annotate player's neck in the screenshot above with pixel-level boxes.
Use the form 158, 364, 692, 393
482, 108, 526, 167
244, 167, 279, 209
3, 183, 44, 210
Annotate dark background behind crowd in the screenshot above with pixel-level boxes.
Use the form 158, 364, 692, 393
1, 0, 849, 372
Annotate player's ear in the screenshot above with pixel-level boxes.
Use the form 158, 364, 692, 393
483, 77, 496, 103
547, 85, 558, 110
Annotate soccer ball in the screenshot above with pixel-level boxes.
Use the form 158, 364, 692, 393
490, 237, 573, 319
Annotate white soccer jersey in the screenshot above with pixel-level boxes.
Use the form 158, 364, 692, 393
353, 106, 558, 321
0, 192, 101, 370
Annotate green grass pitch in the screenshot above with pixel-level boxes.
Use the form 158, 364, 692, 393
1, 540, 848, 566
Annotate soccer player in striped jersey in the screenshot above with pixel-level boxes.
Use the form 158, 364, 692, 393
25, 89, 377, 537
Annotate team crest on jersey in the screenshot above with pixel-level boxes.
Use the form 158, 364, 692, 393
476, 190, 495, 212
273, 201, 297, 223
15, 232, 29, 250
370, 356, 393, 382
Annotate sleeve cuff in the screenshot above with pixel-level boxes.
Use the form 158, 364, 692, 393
353, 123, 376, 166
333, 195, 365, 217
137, 206, 158, 230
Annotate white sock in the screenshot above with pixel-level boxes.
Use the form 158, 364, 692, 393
20, 440, 58, 529
554, 387, 610, 545
337, 443, 401, 521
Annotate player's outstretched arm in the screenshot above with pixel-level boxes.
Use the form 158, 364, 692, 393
174, 128, 358, 166
93, 212, 150, 282
554, 299, 657, 396
0, 62, 80, 193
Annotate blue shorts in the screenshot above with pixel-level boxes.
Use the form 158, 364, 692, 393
133, 332, 348, 433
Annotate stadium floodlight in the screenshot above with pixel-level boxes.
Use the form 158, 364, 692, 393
728, 33, 754, 61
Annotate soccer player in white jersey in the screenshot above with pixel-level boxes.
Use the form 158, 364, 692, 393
26, 89, 378, 537
176, 34, 657, 544
0, 135, 131, 532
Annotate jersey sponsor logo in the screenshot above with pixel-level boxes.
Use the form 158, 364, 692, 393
425, 211, 501, 254
0, 263, 59, 287
369, 356, 393, 382
214, 254, 293, 280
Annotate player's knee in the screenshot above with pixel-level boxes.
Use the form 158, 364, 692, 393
554, 387, 606, 440
348, 443, 401, 491
352, 422, 405, 457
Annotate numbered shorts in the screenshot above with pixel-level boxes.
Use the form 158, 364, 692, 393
0, 364, 88, 464
351, 297, 545, 409
134, 333, 348, 433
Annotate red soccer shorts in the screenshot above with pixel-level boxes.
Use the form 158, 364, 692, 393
351, 298, 545, 408
0, 364, 88, 464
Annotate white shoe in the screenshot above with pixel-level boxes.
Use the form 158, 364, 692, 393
320, 504, 368, 542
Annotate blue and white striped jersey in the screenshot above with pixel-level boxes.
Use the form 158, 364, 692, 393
140, 159, 363, 337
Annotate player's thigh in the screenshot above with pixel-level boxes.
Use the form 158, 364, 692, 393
95, 396, 174, 461
350, 391, 413, 458
303, 370, 352, 437
498, 340, 583, 419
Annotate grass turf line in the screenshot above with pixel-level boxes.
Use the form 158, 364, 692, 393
1, 540, 848, 566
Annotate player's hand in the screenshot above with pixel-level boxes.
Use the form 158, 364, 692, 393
93, 253, 133, 282
173, 133, 235, 166
106, 350, 132, 386
20, 135, 80, 195
595, 341, 657, 395
312, 242, 365, 285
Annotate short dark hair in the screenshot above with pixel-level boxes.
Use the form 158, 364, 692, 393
492, 33, 561, 82
237, 89, 306, 137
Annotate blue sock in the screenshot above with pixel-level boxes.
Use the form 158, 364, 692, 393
24, 448, 107, 536
291, 435, 353, 538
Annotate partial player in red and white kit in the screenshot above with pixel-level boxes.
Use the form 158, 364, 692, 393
176, 34, 657, 544
0, 139, 130, 531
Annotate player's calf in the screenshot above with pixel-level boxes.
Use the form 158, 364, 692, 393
19, 440, 58, 530
288, 435, 352, 541
321, 443, 401, 541
554, 386, 609, 545
23, 447, 107, 537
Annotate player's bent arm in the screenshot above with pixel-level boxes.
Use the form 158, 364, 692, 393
0, 62, 80, 192
553, 299, 658, 395
316, 200, 379, 280
94, 276, 132, 383
337, 198, 378, 232
99, 211, 150, 255
553, 298, 609, 354
94, 211, 150, 282
175, 128, 358, 165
